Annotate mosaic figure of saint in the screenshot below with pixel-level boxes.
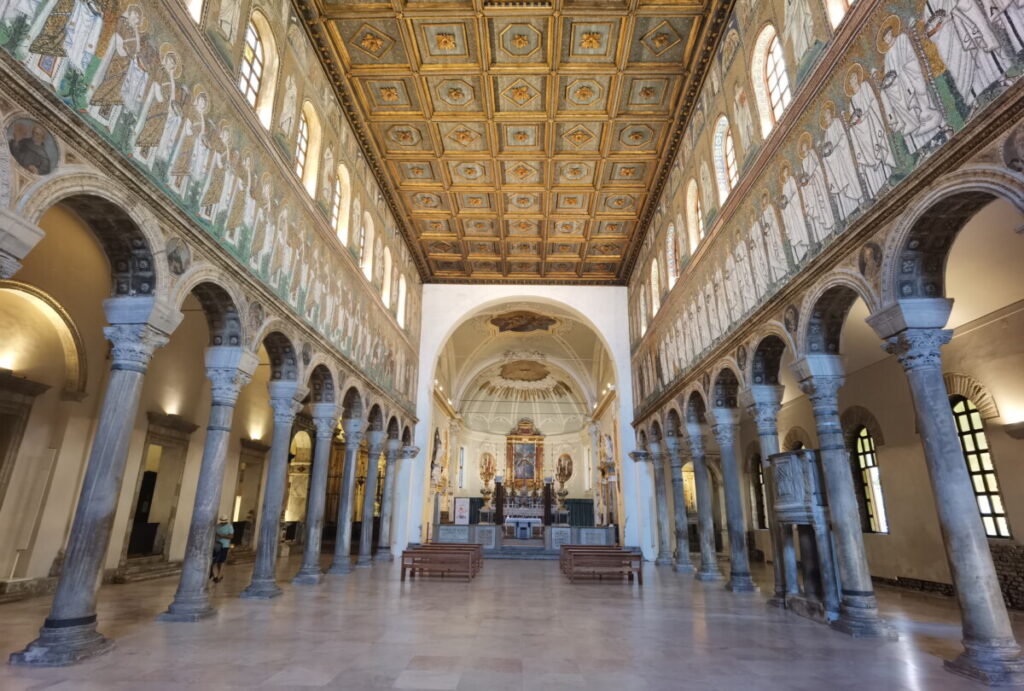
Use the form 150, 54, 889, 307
845, 65, 894, 199
877, 17, 946, 154
819, 102, 864, 221
926, 0, 1010, 108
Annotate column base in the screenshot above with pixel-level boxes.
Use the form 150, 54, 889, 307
673, 561, 696, 574
767, 594, 788, 609
327, 559, 353, 575
240, 580, 282, 599
291, 570, 323, 586
695, 567, 723, 582
354, 555, 373, 568
10, 620, 114, 667
375, 551, 395, 562
725, 574, 759, 593
829, 613, 898, 639
944, 647, 1024, 686
158, 597, 216, 622
654, 555, 674, 566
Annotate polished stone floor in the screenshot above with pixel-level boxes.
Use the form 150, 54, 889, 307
0, 554, 1021, 690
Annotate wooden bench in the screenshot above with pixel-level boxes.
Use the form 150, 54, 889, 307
562, 548, 642, 585
559, 545, 623, 574
401, 548, 475, 581
417, 543, 483, 575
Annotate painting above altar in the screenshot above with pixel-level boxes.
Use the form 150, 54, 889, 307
506, 419, 543, 490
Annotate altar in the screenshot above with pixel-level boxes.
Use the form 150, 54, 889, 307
505, 517, 542, 539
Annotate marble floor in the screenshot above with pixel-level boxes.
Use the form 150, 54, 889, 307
0, 554, 1021, 690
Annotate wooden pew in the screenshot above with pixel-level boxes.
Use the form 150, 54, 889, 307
559, 545, 623, 574
561, 547, 643, 585
417, 543, 483, 574
401, 548, 475, 581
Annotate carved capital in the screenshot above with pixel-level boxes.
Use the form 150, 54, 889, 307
747, 402, 781, 436
344, 429, 364, 451
401, 445, 420, 460
0, 251, 22, 279
884, 328, 952, 372
313, 416, 337, 439
270, 395, 302, 425
798, 374, 843, 412
104, 323, 169, 373
206, 366, 252, 407
685, 422, 705, 458
709, 421, 735, 448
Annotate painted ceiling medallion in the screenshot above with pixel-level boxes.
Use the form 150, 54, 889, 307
435, 33, 457, 51
490, 311, 556, 333
563, 124, 595, 148
641, 20, 682, 57
352, 25, 393, 58
437, 79, 474, 106
448, 127, 479, 146
567, 79, 602, 106
501, 79, 539, 108
387, 125, 420, 145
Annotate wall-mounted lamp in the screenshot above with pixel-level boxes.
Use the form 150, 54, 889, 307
1004, 421, 1024, 440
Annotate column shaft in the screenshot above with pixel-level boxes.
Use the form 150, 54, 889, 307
650, 452, 674, 565
294, 408, 337, 584
665, 437, 694, 574
328, 426, 362, 575
375, 445, 402, 561
686, 424, 722, 582
241, 388, 300, 599
12, 321, 167, 666
886, 329, 1022, 683
356, 437, 386, 566
711, 410, 756, 592
801, 374, 890, 637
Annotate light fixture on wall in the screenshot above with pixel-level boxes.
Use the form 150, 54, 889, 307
1004, 421, 1024, 440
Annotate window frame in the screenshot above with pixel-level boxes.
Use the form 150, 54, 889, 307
852, 426, 888, 534
238, 21, 265, 110
951, 396, 1011, 538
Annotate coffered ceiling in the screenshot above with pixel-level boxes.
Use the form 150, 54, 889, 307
299, 0, 728, 283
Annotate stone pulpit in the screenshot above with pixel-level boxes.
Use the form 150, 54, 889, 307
769, 449, 840, 624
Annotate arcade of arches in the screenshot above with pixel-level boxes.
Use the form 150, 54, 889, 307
0, 0, 1024, 688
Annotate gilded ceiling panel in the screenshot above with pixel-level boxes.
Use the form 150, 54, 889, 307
303, 0, 724, 282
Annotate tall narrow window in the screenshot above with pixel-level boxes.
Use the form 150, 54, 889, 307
751, 25, 791, 137
397, 275, 408, 328
360, 212, 374, 280
335, 165, 351, 244
239, 22, 264, 108
666, 224, 680, 285
294, 112, 309, 180
713, 116, 739, 202
826, 0, 855, 28
381, 247, 393, 306
765, 35, 792, 123
951, 396, 1010, 538
686, 179, 703, 252
330, 179, 342, 234
649, 260, 661, 315
750, 455, 768, 530
853, 427, 888, 533
639, 286, 649, 336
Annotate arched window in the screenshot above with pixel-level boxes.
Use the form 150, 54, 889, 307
825, 0, 855, 28
852, 427, 888, 533
238, 12, 278, 129
186, 0, 203, 22
712, 116, 739, 202
397, 275, 408, 328
639, 286, 649, 336
685, 179, 704, 252
360, 211, 374, 280
666, 224, 680, 285
295, 103, 322, 197
750, 454, 768, 530
333, 165, 351, 244
951, 396, 1010, 538
751, 25, 792, 137
381, 247, 393, 307
649, 260, 661, 315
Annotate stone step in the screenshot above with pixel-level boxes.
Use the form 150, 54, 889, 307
113, 561, 182, 584
484, 547, 560, 560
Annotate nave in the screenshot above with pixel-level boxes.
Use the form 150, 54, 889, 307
1, 555, 1020, 690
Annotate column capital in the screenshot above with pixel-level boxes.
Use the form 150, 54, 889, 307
385, 437, 402, 461
103, 322, 170, 373
205, 347, 259, 407
740, 384, 784, 432
0, 206, 45, 278
401, 445, 420, 460
883, 328, 952, 372
710, 407, 739, 446
663, 434, 684, 469
866, 298, 953, 339
797, 374, 844, 408
628, 450, 650, 464
268, 380, 306, 424
365, 428, 387, 452
685, 421, 706, 458
0, 251, 22, 279
311, 402, 338, 439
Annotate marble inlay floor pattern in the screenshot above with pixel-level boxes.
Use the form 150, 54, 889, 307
0, 555, 1020, 689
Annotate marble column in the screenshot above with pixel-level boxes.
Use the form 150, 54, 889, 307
293, 402, 338, 584
356, 430, 386, 567
627, 450, 656, 556
645, 441, 674, 565
709, 408, 757, 592
663, 434, 695, 574
741, 385, 798, 607
374, 439, 404, 562
327, 418, 362, 575
160, 347, 258, 620
11, 302, 175, 666
685, 421, 723, 582
241, 380, 306, 599
794, 355, 892, 637
883, 328, 1024, 684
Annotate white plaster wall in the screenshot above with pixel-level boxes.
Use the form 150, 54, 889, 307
396, 284, 653, 559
